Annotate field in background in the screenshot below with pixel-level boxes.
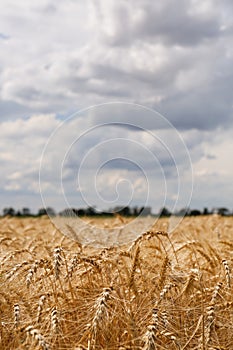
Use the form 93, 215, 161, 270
0, 215, 232, 349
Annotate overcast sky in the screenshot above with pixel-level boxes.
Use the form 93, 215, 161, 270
0, 0, 232, 214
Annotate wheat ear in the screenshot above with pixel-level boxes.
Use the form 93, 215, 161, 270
51, 306, 59, 333
142, 324, 157, 350
14, 303, 20, 328
37, 295, 47, 323
158, 256, 169, 291
53, 247, 63, 279
89, 286, 112, 348
222, 259, 231, 287
25, 325, 50, 350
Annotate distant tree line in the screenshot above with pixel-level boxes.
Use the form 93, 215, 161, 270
1, 205, 232, 217
159, 207, 232, 217
1, 207, 56, 217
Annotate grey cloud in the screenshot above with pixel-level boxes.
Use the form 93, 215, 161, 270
1, 0, 232, 132
58, 120, 187, 187
158, 74, 233, 131
0, 33, 10, 40
102, 158, 143, 171
136, 2, 221, 46
0, 100, 33, 121
205, 154, 216, 160
95, 0, 221, 47
36, 3, 57, 14
92, 61, 176, 95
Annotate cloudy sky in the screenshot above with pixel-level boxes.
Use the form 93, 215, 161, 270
0, 0, 232, 214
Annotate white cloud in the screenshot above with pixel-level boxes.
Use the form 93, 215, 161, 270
0, 110, 232, 213
0, 0, 232, 212
0, 0, 232, 129
0, 115, 59, 204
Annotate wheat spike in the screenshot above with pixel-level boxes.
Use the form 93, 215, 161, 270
51, 306, 59, 333
14, 303, 20, 328
26, 260, 39, 287
67, 254, 80, 278
158, 256, 169, 291
210, 282, 222, 304
222, 259, 231, 287
25, 325, 50, 350
87, 287, 113, 348
53, 247, 63, 279
205, 305, 215, 346
37, 295, 47, 323
6, 260, 30, 279
143, 324, 157, 350
158, 282, 175, 305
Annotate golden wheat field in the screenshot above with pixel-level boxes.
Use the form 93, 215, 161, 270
0, 215, 232, 350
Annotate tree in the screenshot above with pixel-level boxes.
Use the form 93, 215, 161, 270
203, 207, 210, 215
46, 207, 56, 217
175, 208, 190, 216
218, 207, 230, 216
190, 209, 201, 216
77, 209, 85, 216
37, 208, 47, 216
86, 207, 96, 216
159, 207, 171, 217
22, 207, 31, 216
118, 206, 130, 216
37, 207, 56, 217
133, 206, 139, 216
3, 207, 15, 216
59, 208, 77, 217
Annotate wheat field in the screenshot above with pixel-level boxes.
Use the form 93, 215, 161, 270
0, 215, 232, 350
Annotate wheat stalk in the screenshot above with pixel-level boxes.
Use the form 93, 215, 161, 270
129, 246, 140, 292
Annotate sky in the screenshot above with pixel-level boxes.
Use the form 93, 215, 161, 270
0, 0, 233, 214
